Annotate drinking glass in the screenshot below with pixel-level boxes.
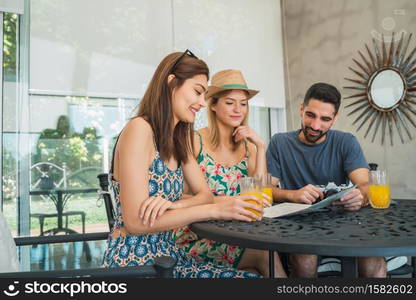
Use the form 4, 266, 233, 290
258, 173, 273, 205
239, 177, 263, 220
368, 170, 391, 209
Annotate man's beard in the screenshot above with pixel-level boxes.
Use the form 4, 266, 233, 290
301, 125, 328, 143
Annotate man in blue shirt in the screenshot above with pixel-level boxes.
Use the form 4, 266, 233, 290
266, 82, 386, 277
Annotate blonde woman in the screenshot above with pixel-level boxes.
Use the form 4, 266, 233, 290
173, 69, 286, 277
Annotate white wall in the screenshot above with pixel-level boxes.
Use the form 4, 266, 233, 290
30, 0, 286, 108
30, 0, 172, 98
0, 0, 24, 14
173, 0, 286, 108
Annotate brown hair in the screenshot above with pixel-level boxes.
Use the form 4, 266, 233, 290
207, 90, 249, 150
136, 52, 209, 164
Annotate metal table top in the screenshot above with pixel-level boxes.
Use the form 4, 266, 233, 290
190, 199, 416, 257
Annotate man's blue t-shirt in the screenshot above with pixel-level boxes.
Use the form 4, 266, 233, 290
266, 130, 368, 190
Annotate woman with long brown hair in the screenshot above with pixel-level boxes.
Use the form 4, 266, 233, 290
102, 51, 263, 278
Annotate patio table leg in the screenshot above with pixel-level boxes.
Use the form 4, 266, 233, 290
269, 250, 275, 278
341, 257, 358, 278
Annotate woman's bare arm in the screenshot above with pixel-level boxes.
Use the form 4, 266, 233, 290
116, 119, 261, 235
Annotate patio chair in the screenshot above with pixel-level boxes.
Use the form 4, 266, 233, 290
30, 162, 86, 235
0, 256, 175, 278
317, 256, 414, 278
0, 211, 175, 278
279, 253, 414, 278
97, 173, 115, 230
31, 162, 68, 191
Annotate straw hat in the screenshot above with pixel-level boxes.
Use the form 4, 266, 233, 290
206, 69, 259, 100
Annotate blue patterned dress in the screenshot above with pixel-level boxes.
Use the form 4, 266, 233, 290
102, 150, 260, 278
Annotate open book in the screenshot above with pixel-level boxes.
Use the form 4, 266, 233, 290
263, 185, 356, 218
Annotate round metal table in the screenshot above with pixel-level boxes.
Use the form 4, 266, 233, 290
190, 199, 416, 277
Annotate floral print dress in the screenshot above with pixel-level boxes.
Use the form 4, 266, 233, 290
102, 141, 258, 278
173, 132, 248, 268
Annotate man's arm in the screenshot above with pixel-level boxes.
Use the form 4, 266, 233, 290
332, 168, 369, 211
272, 182, 323, 204
267, 135, 323, 204
349, 167, 370, 206
271, 167, 368, 206
335, 133, 370, 211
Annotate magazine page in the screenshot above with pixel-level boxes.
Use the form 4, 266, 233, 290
263, 202, 311, 218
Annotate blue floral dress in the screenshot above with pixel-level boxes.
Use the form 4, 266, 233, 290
102, 150, 259, 278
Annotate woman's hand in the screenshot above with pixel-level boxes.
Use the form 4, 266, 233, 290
212, 194, 264, 222
139, 196, 175, 227
233, 126, 265, 149
261, 192, 272, 207
216, 194, 271, 208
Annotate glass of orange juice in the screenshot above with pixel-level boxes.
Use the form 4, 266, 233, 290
239, 177, 263, 221
258, 173, 273, 205
369, 170, 391, 209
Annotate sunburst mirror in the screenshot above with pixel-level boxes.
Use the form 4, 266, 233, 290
344, 32, 416, 145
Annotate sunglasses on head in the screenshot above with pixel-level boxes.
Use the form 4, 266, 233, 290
171, 49, 198, 72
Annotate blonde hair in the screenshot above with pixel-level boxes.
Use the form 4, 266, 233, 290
207, 90, 249, 150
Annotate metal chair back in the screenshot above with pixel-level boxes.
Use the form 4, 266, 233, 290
31, 162, 67, 190
97, 173, 115, 230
